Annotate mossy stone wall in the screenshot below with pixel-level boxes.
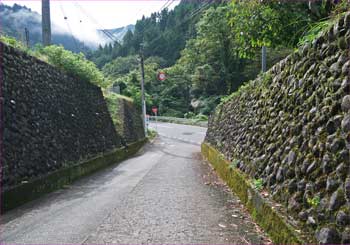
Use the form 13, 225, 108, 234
2, 139, 147, 212
117, 98, 145, 144
0, 42, 144, 192
202, 143, 310, 244
205, 12, 350, 244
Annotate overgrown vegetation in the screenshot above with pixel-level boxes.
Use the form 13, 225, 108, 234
104, 92, 122, 130
87, 1, 207, 68
226, 0, 328, 58
298, 1, 350, 46
3, 0, 349, 118
1, 35, 132, 133
1, 35, 106, 88
0, 35, 27, 50
147, 128, 157, 140
307, 196, 321, 208
39, 46, 106, 87
229, 159, 239, 170
95, 0, 348, 117
253, 178, 264, 191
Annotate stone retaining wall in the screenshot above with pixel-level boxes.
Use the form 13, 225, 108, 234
2, 138, 147, 212
0, 42, 129, 191
117, 98, 145, 144
205, 12, 350, 244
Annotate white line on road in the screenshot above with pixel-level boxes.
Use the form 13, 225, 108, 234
153, 125, 173, 129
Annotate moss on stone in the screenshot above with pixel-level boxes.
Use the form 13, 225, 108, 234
202, 143, 314, 244
1, 138, 147, 213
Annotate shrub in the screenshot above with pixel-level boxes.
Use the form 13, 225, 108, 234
307, 196, 320, 208
39, 45, 107, 88
194, 113, 208, 122
254, 178, 264, 191
104, 92, 133, 129
0, 35, 108, 88
184, 112, 195, 119
0, 35, 27, 51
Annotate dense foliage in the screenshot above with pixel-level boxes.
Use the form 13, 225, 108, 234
228, 0, 350, 58
1, 34, 127, 132
227, 0, 312, 58
38, 46, 106, 87
5, 0, 349, 118
88, 1, 208, 68
100, 2, 295, 116
1, 35, 106, 87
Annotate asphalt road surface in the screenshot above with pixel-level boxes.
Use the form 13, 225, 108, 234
0, 122, 269, 244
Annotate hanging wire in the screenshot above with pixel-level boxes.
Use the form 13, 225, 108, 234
72, 1, 118, 43
59, 2, 80, 52
159, 0, 174, 12
145, 1, 212, 47
67, 0, 210, 49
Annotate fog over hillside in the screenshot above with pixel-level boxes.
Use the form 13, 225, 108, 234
97, 25, 135, 44
0, 3, 134, 52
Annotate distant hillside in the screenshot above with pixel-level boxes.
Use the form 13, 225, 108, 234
0, 3, 90, 53
98, 25, 135, 43
89, 0, 208, 68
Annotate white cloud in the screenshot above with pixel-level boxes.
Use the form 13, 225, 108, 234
2, 0, 179, 46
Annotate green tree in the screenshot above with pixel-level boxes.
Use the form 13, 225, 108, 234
88, 1, 204, 68
228, 0, 312, 58
39, 45, 107, 88
102, 55, 139, 78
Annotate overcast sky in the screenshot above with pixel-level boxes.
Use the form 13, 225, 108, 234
2, 0, 179, 45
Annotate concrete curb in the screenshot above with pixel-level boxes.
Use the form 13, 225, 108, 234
201, 142, 314, 245
1, 138, 148, 213
150, 118, 208, 128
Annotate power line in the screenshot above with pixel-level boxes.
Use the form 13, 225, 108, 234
159, 0, 171, 11
164, 0, 177, 12
146, 1, 212, 47
72, 0, 180, 46
59, 3, 80, 51
159, 0, 175, 12
73, 2, 117, 42
131, 0, 175, 27
69, 0, 210, 50
73, 1, 118, 43
188, 1, 211, 19
145, 1, 211, 41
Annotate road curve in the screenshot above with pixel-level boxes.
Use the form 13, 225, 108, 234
0, 122, 269, 244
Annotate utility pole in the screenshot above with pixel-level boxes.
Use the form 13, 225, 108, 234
262, 46, 267, 72
24, 28, 30, 47
42, 0, 51, 46
140, 44, 147, 136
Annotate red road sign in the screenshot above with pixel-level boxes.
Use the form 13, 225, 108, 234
157, 71, 166, 81
152, 106, 158, 114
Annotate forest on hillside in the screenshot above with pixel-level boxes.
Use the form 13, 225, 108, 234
90, 0, 349, 118
2, 0, 348, 118
0, 3, 91, 53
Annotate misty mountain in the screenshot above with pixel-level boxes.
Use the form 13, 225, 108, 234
0, 3, 90, 53
97, 25, 135, 43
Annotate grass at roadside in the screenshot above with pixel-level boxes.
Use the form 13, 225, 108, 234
147, 128, 157, 141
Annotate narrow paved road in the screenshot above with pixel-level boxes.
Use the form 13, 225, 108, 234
0, 122, 269, 244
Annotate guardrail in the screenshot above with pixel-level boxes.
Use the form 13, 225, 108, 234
148, 116, 208, 128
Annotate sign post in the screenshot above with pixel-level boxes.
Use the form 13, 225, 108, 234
262, 46, 267, 72
152, 106, 158, 131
